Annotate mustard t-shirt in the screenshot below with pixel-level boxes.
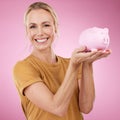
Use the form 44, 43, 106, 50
13, 55, 83, 120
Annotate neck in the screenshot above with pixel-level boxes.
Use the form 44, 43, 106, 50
31, 48, 56, 64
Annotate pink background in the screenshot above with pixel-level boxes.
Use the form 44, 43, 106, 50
0, 0, 120, 120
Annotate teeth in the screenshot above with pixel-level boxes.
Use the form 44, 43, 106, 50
36, 38, 47, 43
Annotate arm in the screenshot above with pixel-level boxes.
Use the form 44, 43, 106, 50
24, 60, 79, 117
78, 49, 111, 114
78, 62, 95, 114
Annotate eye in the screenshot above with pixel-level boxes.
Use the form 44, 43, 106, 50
44, 24, 51, 27
29, 25, 36, 29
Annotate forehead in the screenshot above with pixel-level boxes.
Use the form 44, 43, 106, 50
26, 9, 54, 24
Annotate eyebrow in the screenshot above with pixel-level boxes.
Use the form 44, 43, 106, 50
28, 23, 36, 26
28, 21, 51, 26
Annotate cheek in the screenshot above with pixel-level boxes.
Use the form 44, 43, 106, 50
46, 26, 56, 35
46, 28, 54, 35
27, 30, 34, 40
50, 28, 56, 39
46, 28, 56, 42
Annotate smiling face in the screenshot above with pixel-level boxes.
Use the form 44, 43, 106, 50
26, 9, 56, 52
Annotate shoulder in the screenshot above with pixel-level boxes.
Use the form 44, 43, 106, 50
14, 56, 29, 68
13, 55, 36, 73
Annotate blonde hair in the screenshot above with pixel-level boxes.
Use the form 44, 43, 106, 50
24, 2, 58, 33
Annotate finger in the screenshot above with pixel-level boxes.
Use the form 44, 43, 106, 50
75, 51, 97, 63
75, 46, 87, 53
84, 51, 104, 62
84, 49, 111, 62
105, 49, 112, 52
94, 52, 111, 61
103, 49, 112, 54
99, 52, 111, 58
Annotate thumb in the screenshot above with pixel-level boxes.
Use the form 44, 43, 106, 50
76, 46, 87, 53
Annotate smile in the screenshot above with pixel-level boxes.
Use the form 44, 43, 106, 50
35, 38, 48, 43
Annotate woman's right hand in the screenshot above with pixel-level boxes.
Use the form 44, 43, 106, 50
70, 46, 97, 69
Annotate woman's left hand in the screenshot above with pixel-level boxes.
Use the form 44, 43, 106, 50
84, 49, 111, 63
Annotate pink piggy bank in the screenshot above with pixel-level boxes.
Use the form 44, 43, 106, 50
79, 27, 110, 51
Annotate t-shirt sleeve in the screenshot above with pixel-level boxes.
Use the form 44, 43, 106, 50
13, 61, 42, 96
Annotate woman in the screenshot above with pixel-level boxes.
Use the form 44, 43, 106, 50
13, 2, 111, 120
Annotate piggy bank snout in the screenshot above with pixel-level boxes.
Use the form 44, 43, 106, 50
103, 28, 109, 44
103, 37, 109, 44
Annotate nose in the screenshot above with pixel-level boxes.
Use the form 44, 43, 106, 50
36, 26, 44, 36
